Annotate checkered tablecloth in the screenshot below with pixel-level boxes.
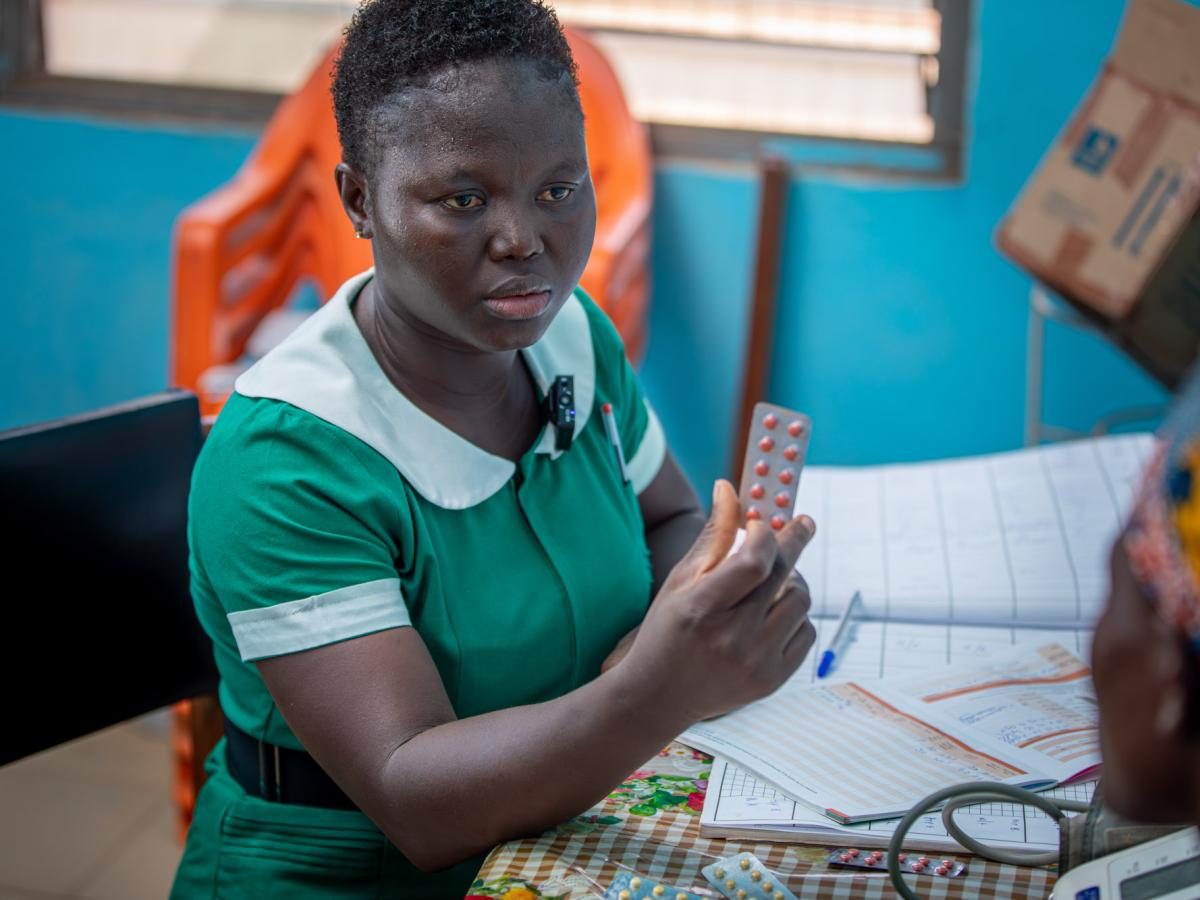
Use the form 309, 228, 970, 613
469, 744, 1056, 900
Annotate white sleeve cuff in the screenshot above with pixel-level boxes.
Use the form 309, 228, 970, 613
227, 578, 411, 662
628, 401, 667, 495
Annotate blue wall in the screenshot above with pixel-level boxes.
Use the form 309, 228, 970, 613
0, 112, 255, 429
0, 0, 1176, 498
639, 0, 1172, 492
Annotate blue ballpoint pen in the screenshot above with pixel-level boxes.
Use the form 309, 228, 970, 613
817, 590, 862, 679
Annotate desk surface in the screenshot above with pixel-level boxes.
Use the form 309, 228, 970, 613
470, 744, 1057, 899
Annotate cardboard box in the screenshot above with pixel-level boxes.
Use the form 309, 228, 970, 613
996, 0, 1200, 388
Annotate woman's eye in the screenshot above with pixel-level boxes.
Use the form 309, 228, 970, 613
538, 185, 574, 202
443, 193, 483, 210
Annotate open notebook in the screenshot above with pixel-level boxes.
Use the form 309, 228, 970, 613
682, 642, 1098, 823
699, 628, 1102, 848
702, 758, 1095, 853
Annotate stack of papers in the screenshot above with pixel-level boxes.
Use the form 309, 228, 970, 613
678, 434, 1152, 839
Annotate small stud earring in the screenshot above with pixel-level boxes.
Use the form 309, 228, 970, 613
354, 229, 365, 239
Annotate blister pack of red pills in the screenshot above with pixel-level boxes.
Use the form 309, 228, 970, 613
736, 402, 812, 531
826, 848, 967, 878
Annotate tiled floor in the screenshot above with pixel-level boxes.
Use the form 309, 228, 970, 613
0, 711, 183, 900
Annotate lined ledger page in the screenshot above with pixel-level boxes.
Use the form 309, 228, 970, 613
789, 618, 1093, 686
795, 433, 1153, 626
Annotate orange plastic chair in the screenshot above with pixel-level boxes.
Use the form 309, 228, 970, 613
168, 28, 651, 834
171, 28, 652, 422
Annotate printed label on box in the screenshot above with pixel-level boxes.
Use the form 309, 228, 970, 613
1072, 127, 1121, 175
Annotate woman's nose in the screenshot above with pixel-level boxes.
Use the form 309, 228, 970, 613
488, 205, 544, 261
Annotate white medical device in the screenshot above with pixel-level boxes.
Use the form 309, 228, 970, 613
887, 782, 1199, 900
1050, 827, 1200, 900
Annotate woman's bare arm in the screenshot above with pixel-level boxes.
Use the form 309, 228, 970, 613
638, 451, 707, 592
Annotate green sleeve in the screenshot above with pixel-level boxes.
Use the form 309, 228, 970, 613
190, 395, 412, 662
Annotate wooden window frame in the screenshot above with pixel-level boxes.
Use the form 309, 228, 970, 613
0, 0, 279, 126
643, 0, 970, 178
0, 0, 971, 177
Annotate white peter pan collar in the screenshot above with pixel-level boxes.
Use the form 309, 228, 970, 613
234, 269, 596, 510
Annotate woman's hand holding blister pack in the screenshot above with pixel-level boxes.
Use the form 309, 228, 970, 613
617, 479, 817, 726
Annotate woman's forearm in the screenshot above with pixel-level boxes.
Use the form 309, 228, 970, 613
372, 663, 690, 871
638, 453, 707, 594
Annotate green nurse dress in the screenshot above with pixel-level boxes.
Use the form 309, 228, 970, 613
170, 269, 667, 899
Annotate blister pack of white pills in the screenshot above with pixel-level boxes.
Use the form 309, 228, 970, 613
701, 852, 798, 900
601, 869, 705, 900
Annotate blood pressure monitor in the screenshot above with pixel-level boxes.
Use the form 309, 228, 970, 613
1051, 827, 1200, 900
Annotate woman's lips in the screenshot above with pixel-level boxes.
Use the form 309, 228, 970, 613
482, 291, 552, 320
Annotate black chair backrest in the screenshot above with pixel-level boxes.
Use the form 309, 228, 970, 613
0, 391, 217, 765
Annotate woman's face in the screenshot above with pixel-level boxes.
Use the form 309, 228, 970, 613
354, 58, 596, 353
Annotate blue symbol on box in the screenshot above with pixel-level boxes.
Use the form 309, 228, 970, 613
1072, 128, 1120, 175
1074, 887, 1101, 900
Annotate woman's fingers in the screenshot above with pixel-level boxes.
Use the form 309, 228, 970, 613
718, 513, 816, 613
667, 493, 817, 617
695, 479, 742, 576
776, 513, 816, 573
763, 571, 812, 626
782, 617, 818, 667
760, 572, 813, 660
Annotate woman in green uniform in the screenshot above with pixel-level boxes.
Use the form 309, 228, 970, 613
171, 1, 818, 896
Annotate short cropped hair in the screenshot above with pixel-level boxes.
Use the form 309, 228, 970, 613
332, 0, 579, 174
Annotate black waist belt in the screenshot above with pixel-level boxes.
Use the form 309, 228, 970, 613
224, 716, 359, 810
